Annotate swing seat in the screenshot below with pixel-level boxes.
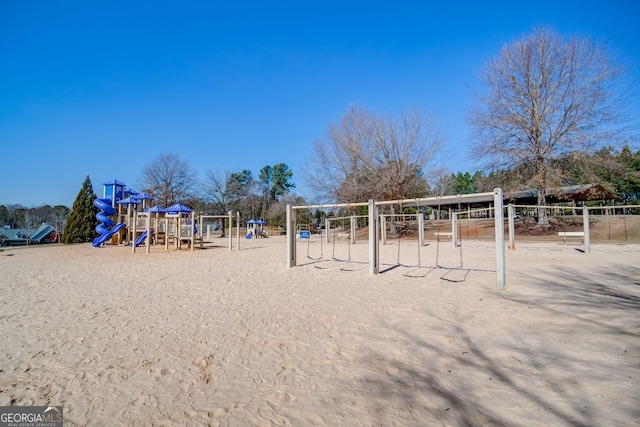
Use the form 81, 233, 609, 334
434, 231, 453, 241
557, 231, 584, 244
335, 232, 350, 241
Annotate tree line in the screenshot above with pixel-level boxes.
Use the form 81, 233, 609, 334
135, 153, 298, 225
0, 204, 69, 235
436, 146, 640, 204
6, 140, 637, 244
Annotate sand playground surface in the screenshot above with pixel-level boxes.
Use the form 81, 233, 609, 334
1, 235, 639, 426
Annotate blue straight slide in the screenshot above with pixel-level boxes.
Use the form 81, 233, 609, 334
92, 223, 127, 247
135, 231, 148, 247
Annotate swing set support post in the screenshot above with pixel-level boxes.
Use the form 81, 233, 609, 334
507, 204, 516, 250
368, 199, 379, 275
452, 212, 458, 247
350, 216, 357, 244
583, 208, 591, 253
418, 213, 424, 246
494, 188, 506, 290
286, 204, 296, 268
380, 214, 387, 245
325, 218, 330, 244
235, 212, 240, 251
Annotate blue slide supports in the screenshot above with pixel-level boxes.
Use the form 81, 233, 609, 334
92, 198, 125, 247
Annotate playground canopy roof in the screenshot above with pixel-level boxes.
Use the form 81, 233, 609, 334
165, 203, 193, 214
247, 219, 265, 224
135, 192, 154, 200
146, 205, 165, 213
116, 196, 141, 205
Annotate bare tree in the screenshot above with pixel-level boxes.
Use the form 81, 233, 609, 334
305, 104, 444, 204
430, 169, 457, 198
139, 153, 196, 207
200, 169, 232, 235
201, 169, 231, 214
22, 209, 41, 244
265, 193, 306, 230
51, 205, 70, 243
469, 27, 631, 224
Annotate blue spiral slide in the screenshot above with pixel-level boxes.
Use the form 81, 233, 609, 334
92, 199, 126, 247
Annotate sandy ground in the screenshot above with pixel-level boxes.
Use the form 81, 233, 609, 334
0, 235, 639, 426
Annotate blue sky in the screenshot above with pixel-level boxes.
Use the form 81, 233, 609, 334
1, 1, 639, 207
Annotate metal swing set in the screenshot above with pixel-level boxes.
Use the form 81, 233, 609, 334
286, 189, 507, 289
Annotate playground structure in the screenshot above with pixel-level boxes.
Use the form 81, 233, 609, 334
92, 179, 239, 252
245, 219, 268, 239
130, 209, 241, 253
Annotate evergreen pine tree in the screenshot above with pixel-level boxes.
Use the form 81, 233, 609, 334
62, 175, 98, 244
